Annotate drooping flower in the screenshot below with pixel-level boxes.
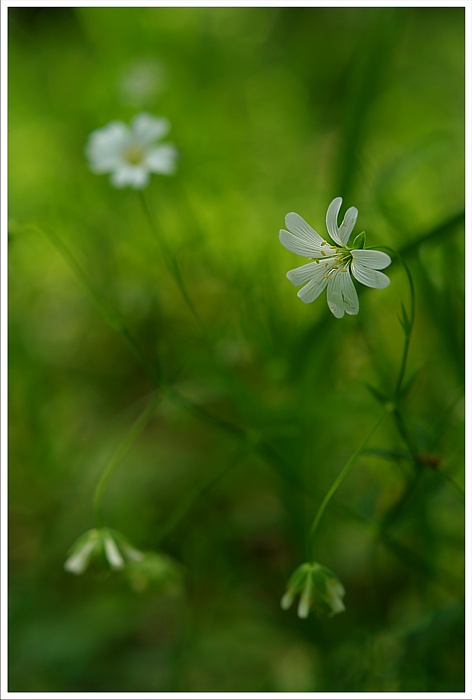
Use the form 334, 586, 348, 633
64, 527, 143, 575
281, 561, 345, 618
86, 113, 178, 189
279, 197, 391, 318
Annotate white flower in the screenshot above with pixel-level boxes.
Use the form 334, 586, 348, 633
64, 528, 143, 575
279, 197, 391, 318
281, 561, 346, 618
86, 113, 178, 189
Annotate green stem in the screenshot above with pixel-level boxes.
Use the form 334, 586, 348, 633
93, 392, 163, 527
156, 450, 244, 544
377, 246, 415, 398
307, 412, 386, 560
30, 222, 162, 385
27, 222, 305, 501
138, 191, 203, 332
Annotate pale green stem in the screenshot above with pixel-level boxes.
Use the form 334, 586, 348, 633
93, 392, 163, 527
307, 412, 387, 560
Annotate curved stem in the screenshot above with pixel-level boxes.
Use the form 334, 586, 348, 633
307, 412, 386, 560
93, 392, 163, 527
378, 246, 416, 397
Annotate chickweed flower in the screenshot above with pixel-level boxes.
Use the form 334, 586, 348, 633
279, 197, 391, 318
64, 527, 143, 575
281, 562, 345, 618
86, 113, 178, 189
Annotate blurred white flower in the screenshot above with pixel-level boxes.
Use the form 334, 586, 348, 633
64, 527, 143, 575
86, 113, 178, 189
279, 197, 391, 318
281, 561, 345, 618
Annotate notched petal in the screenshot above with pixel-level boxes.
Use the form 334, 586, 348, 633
285, 212, 324, 247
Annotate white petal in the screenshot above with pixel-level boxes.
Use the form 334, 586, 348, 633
351, 249, 391, 270
327, 580, 346, 614
280, 230, 318, 257
297, 578, 312, 619
279, 215, 329, 257
87, 122, 129, 155
131, 113, 169, 144
297, 266, 329, 304
330, 594, 346, 614
64, 538, 96, 575
286, 261, 323, 286
110, 165, 150, 189
326, 269, 359, 318
338, 206, 358, 246
325, 197, 344, 246
86, 123, 131, 172
146, 144, 178, 174
337, 269, 359, 316
285, 212, 324, 248
351, 260, 390, 289
103, 534, 125, 569
281, 592, 294, 610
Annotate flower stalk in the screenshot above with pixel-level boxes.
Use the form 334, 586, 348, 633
307, 411, 387, 560
93, 392, 162, 527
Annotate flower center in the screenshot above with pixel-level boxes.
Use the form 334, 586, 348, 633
337, 250, 352, 267
123, 144, 145, 165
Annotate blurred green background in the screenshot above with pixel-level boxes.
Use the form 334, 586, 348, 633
8, 6, 465, 693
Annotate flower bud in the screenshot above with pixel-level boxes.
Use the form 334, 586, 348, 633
281, 562, 345, 618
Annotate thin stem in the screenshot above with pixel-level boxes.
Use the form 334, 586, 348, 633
30, 222, 162, 385
93, 392, 163, 527
395, 259, 415, 397
156, 449, 244, 543
307, 412, 386, 560
27, 222, 307, 499
138, 190, 203, 332
378, 246, 415, 398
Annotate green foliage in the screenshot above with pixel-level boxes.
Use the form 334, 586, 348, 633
8, 6, 464, 693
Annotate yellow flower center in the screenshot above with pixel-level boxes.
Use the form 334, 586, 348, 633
123, 144, 145, 165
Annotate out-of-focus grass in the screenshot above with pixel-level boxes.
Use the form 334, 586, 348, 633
8, 6, 464, 693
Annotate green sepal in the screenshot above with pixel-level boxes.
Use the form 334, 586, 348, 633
352, 231, 366, 249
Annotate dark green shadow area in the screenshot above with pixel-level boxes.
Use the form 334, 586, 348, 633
8, 6, 464, 693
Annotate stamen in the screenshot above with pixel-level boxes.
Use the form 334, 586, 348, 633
332, 266, 339, 269
315, 259, 320, 264
341, 269, 348, 273
321, 251, 326, 257
323, 273, 329, 279
321, 241, 327, 246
